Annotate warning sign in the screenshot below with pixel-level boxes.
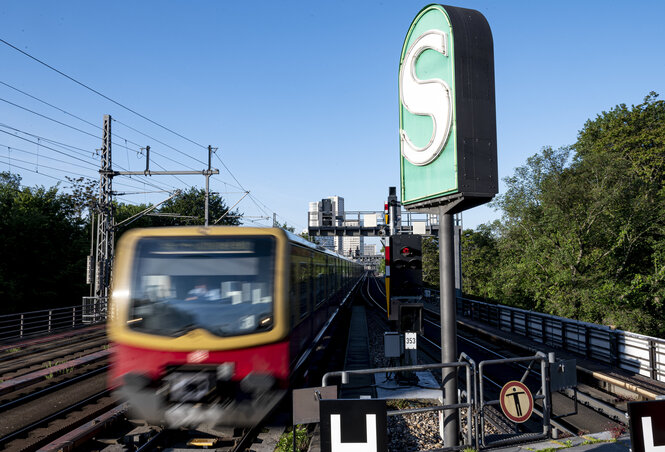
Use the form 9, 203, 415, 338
499, 381, 533, 423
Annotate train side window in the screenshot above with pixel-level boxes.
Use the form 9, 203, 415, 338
289, 258, 299, 325
315, 254, 326, 306
299, 262, 308, 318
306, 251, 313, 312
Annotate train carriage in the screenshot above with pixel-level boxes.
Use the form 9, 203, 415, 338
108, 226, 362, 428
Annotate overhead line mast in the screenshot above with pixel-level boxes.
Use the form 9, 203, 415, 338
91, 114, 220, 303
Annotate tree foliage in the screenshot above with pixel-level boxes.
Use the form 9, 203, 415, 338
0, 173, 88, 313
462, 93, 665, 336
0, 177, 244, 315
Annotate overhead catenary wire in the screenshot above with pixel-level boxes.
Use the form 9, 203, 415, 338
1, 79, 104, 133
0, 154, 94, 179
0, 39, 295, 227
0, 123, 186, 193
0, 97, 101, 141
112, 118, 204, 168
0, 127, 171, 191
0, 38, 208, 150
0, 157, 79, 184
0, 142, 98, 172
0, 80, 213, 170
0, 128, 99, 167
0, 123, 95, 157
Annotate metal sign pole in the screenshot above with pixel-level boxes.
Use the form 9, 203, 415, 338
439, 209, 459, 446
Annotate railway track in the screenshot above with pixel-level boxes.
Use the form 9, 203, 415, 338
362, 276, 630, 441
0, 333, 108, 380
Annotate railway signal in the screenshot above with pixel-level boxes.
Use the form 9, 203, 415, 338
389, 234, 422, 298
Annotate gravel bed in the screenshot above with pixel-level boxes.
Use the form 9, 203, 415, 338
365, 305, 499, 451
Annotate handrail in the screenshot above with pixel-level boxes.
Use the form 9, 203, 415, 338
0, 297, 107, 344
446, 296, 665, 382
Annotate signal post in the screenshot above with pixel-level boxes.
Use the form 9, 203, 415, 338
397, 4, 497, 446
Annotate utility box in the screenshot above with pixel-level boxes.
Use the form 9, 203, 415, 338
384, 332, 403, 358
550, 359, 577, 392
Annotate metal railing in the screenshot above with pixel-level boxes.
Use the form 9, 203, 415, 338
323, 360, 475, 450
478, 352, 550, 448
457, 297, 665, 382
82, 296, 108, 324
0, 298, 107, 343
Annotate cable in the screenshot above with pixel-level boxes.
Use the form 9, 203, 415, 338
0, 97, 101, 140
114, 190, 171, 196
0, 80, 101, 131
0, 124, 178, 193
0, 129, 98, 166
0, 156, 79, 184
0, 80, 147, 152
0, 142, 97, 172
0, 38, 207, 150
113, 118, 204, 167
0, 79, 219, 174
212, 151, 271, 219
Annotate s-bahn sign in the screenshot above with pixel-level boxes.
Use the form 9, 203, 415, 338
399, 4, 497, 212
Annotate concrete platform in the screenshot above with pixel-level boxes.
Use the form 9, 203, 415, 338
497, 431, 630, 452
373, 370, 443, 400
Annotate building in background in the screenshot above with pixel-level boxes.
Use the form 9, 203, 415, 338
307, 196, 366, 257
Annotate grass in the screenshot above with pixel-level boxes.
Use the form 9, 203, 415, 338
275, 425, 309, 452
527, 437, 616, 452
42, 360, 73, 380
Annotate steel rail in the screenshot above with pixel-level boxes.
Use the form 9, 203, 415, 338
0, 365, 109, 411
0, 389, 113, 448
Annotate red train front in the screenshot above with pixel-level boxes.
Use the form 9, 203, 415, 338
108, 226, 360, 428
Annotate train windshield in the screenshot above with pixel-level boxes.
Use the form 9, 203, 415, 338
127, 236, 276, 338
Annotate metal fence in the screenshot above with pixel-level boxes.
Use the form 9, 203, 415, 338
323, 359, 476, 450
0, 297, 108, 343
457, 297, 665, 383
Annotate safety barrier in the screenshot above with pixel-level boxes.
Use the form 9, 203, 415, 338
0, 298, 107, 343
321, 351, 559, 449
323, 359, 475, 450
478, 352, 550, 448
456, 297, 665, 382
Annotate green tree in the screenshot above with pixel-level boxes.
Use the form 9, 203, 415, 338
460, 224, 499, 300
0, 173, 88, 314
476, 93, 665, 335
422, 236, 439, 288
115, 187, 242, 232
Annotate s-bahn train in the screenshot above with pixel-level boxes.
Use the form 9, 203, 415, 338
107, 226, 363, 428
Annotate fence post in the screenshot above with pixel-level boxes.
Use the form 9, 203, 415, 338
649, 340, 658, 380
510, 310, 515, 334
20, 314, 24, 338
48, 310, 52, 333
609, 331, 619, 367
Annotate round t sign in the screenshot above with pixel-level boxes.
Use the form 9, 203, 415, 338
499, 381, 534, 423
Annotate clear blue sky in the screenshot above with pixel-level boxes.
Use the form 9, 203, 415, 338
1, 1, 664, 232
